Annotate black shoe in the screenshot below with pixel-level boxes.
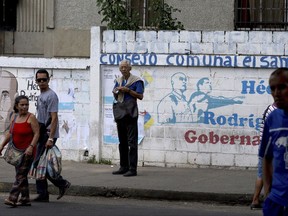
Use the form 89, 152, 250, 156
123, 170, 137, 177
112, 167, 129, 175
250, 203, 262, 210
57, 181, 71, 200
33, 195, 49, 202
16, 200, 32, 206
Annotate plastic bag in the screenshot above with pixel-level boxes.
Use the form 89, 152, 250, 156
47, 146, 62, 180
35, 146, 62, 180
28, 162, 36, 179
36, 149, 48, 180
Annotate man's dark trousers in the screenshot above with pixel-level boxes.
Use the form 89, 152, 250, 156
116, 116, 138, 172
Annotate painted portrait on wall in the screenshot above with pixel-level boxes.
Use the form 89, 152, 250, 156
0, 70, 18, 134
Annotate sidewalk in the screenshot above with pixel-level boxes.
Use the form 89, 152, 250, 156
0, 158, 257, 205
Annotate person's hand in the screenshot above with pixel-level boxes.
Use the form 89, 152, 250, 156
113, 87, 119, 94
25, 145, 34, 156
117, 86, 130, 93
45, 140, 54, 149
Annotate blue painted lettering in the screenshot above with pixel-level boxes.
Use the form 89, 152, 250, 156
243, 56, 253, 67
166, 54, 174, 65
280, 57, 288, 68
223, 56, 233, 67
241, 80, 270, 95
131, 54, 140, 65
203, 55, 212, 66
99, 54, 288, 68
241, 81, 256, 94
140, 53, 148, 65
109, 54, 116, 64
255, 80, 266, 94
187, 55, 200, 66
204, 111, 262, 131
100, 54, 107, 64
176, 55, 185, 66
149, 53, 157, 65
260, 56, 269, 68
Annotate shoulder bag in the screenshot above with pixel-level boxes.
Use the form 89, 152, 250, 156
112, 98, 138, 121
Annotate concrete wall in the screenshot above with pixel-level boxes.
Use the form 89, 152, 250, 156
1, 27, 288, 168
97, 28, 288, 168
0, 58, 90, 161
166, 0, 234, 31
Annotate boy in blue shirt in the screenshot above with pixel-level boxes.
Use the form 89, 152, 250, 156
259, 68, 288, 216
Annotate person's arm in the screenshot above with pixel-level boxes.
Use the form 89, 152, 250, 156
263, 156, 273, 198
125, 87, 143, 100
0, 131, 11, 155
127, 80, 144, 100
25, 114, 40, 155
112, 82, 119, 99
0, 114, 15, 155
46, 112, 58, 148
260, 117, 273, 198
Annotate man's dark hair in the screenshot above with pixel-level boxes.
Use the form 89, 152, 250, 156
36, 69, 50, 79
270, 68, 288, 77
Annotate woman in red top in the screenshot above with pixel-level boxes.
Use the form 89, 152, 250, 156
0, 95, 39, 207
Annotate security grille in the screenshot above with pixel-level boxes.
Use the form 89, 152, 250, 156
128, 0, 162, 29
235, 0, 288, 31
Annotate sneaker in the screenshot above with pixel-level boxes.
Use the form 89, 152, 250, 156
4, 199, 17, 207
57, 181, 71, 200
33, 194, 49, 202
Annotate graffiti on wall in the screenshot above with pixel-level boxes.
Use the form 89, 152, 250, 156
154, 69, 273, 147
0, 71, 18, 135
157, 72, 244, 124
0, 71, 89, 150
100, 53, 288, 68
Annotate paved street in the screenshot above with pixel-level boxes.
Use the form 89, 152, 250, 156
0, 193, 262, 216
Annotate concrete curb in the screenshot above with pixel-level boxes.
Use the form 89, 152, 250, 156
0, 182, 252, 205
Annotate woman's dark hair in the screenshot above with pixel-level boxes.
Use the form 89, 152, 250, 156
13, 95, 29, 113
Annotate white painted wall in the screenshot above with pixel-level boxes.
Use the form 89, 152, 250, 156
98, 28, 288, 168
1, 27, 288, 168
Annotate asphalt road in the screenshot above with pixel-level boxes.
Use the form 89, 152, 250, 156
0, 193, 262, 216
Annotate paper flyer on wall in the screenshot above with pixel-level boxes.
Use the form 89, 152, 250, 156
102, 66, 144, 144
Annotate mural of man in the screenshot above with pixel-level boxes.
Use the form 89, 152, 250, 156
157, 72, 193, 123
189, 77, 244, 122
0, 71, 18, 134
0, 90, 11, 121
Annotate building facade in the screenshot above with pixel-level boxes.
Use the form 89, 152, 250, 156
2, 0, 281, 57
0, 0, 287, 168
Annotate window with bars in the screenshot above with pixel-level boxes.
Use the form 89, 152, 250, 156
235, 0, 288, 30
128, 0, 162, 29
0, 0, 17, 31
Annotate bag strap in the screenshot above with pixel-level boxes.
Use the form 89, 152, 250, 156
10, 114, 17, 138
45, 117, 52, 128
